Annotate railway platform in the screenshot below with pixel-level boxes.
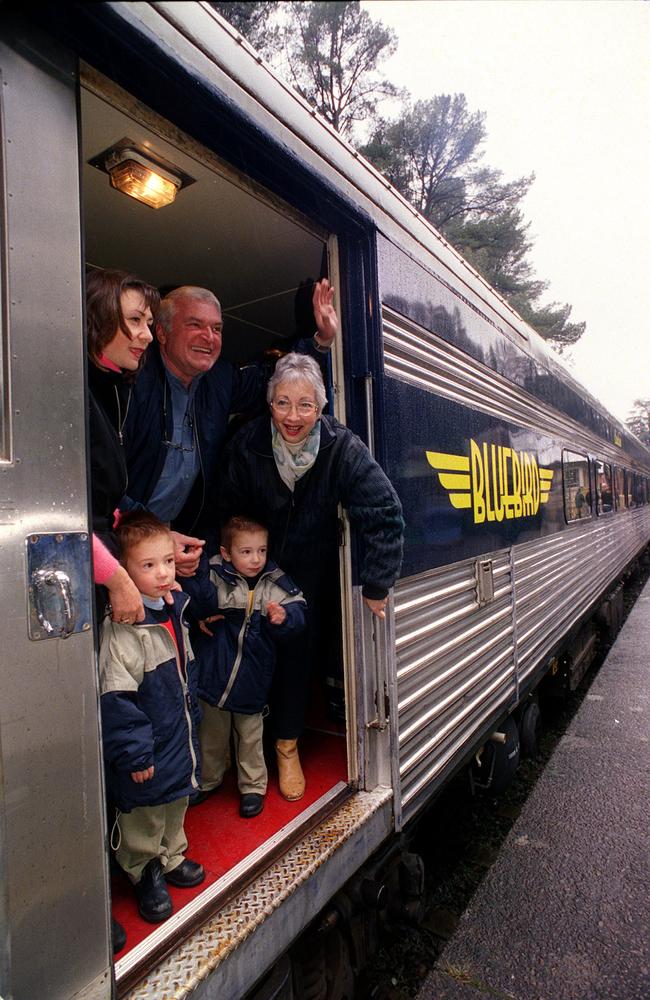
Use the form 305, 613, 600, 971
415, 578, 650, 1000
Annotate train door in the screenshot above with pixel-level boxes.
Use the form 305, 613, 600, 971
0, 28, 111, 1000
78, 66, 356, 978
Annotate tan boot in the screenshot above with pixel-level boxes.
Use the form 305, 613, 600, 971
275, 739, 305, 801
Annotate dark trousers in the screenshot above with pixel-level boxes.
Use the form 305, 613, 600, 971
270, 577, 342, 739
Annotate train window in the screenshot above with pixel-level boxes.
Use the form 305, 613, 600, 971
595, 460, 613, 514
631, 472, 645, 507
614, 466, 627, 509
627, 471, 637, 508
562, 450, 591, 522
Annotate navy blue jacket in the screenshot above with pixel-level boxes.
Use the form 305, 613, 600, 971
184, 555, 306, 714
219, 415, 404, 605
99, 593, 201, 811
122, 338, 326, 537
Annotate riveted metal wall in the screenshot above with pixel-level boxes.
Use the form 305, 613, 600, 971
394, 552, 516, 823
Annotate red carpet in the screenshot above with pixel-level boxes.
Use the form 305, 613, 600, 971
112, 729, 347, 956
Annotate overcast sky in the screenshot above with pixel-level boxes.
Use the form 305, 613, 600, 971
363, 0, 649, 425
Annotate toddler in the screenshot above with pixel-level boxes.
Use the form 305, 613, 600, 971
186, 516, 306, 817
99, 511, 204, 922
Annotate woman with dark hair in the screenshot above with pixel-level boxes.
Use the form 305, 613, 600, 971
219, 352, 404, 801
86, 268, 160, 626
86, 268, 160, 952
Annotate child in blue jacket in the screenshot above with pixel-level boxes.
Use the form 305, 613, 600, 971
99, 511, 204, 923
185, 515, 306, 818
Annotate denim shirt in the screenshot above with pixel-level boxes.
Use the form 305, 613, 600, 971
148, 371, 201, 522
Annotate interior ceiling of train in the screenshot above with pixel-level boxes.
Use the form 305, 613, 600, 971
80, 88, 326, 362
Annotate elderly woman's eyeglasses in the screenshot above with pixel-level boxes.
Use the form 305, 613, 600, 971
271, 398, 318, 416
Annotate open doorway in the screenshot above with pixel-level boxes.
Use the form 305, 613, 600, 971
80, 70, 351, 963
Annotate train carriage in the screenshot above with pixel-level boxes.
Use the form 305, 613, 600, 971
1, 4, 649, 999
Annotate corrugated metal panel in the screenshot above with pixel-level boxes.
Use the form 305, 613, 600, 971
383, 307, 628, 465
514, 509, 650, 686
394, 553, 515, 822
393, 510, 650, 827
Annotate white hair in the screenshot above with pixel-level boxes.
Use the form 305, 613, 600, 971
156, 286, 221, 333
267, 353, 328, 411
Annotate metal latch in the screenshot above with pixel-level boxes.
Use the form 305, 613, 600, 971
475, 558, 495, 606
26, 532, 92, 640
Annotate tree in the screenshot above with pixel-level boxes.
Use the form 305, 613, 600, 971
625, 399, 650, 443
449, 211, 585, 352
211, 5, 585, 354
362, 95, 532, 231
362, 94, 584, 352
276, 1, 401, 137
208, 2, 280, 56
518, 299, 585, 354
446, 209, 541, 297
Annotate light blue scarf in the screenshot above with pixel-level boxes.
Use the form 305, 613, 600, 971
271, 419, 321, 491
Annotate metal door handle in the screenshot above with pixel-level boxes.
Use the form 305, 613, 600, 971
31, 568, 75, 636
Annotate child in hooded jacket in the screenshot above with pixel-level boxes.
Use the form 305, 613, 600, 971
99, 511, 204, 924
184, 515, 306, 818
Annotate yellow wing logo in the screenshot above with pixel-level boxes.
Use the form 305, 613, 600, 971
539, 467, 554, 504
425, 451, 472, 509
427, 441, 554, 524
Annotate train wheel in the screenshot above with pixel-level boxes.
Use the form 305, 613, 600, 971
520, 700, 541, 758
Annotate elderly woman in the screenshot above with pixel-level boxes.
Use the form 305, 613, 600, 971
87, 268, 160, 623
219, 352, 404, 800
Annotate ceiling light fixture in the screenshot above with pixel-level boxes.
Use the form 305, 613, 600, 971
89, 139, 195, 210
106, 148, 181, 209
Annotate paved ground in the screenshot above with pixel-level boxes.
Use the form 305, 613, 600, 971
415, 580, 650, 1000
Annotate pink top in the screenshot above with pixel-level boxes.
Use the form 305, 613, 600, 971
98, 353, 122, 373
92, 534, 119, 585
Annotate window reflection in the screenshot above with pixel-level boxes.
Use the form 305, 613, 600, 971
595, 460, 613, 515
562, 451, 591, 522
614, 467, 627, 510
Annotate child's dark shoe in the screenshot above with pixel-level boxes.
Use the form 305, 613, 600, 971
189, 786, 218, 806
111, 917, 126, 953
239, 793, 264, 818
164, 858, 205, 887
135, 859, 173, 922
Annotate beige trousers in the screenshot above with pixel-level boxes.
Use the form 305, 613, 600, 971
115, 797, 189, 884
199, 700, 267, 795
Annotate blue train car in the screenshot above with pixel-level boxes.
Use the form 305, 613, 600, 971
1, 4, 648, 998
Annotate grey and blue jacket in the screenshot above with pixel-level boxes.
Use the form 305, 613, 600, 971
99, 592, 201, 812
184, 555, 306, 714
